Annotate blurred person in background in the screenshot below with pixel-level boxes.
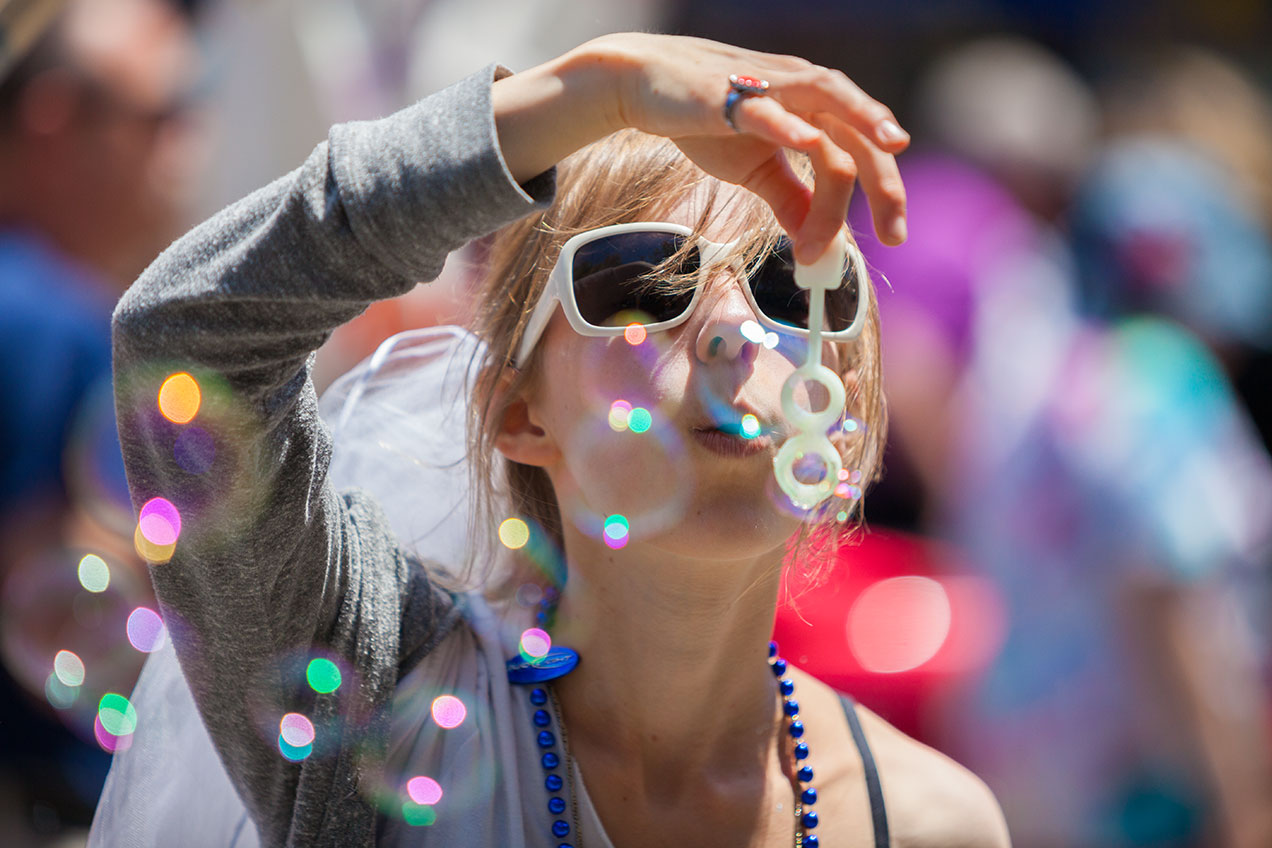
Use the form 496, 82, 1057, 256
1089, 47, 1272, 459
848, 38, 1272, 848
0, 0, 202, 843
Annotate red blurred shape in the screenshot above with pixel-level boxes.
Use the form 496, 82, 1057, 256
774, 529, 1005, 743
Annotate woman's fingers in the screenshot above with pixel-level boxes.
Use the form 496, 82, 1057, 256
719, 64, 906, 249
730, 94, 905, 253
589, 34, 907, 244
793, 130, 858, 262
769, 63, 910, 154
816, 114, 907, 245
735, 151, 813, 236
726, 92, 821, 148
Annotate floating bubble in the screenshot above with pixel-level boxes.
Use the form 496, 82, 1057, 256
402, 801, 437, 826
740, 414, 760, 439
608, 400, 632, 433
431, 695, 467, 729
498, 517, 530, 550
95, 713, 134, 753
519, 627, 551, 660
53, 649, 85, 687
98, 693, 138, 736
139, 497, 181, 546
77, 554, 110, 593
134, 522, 176, 564
406, 775, 443, 806
837, 468, 850, 482
278, 734, 312, 762
836, 510, 849, 523
306, 658, 342, 694
763, 332, 779, 349
624, 324, 647, 345
126, 606, 166, 653
279, 712, 315, 748
158, 373, 201, 424
173, 426, 215, 474
45, 672, 78, 709
842, 417, 861, 434
627, 407, 652, 434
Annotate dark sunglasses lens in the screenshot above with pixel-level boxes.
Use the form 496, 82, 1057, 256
572, 232, 699, 327
749, 240, 860, 333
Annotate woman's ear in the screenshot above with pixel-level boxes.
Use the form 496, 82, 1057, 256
490, 369, 560, 468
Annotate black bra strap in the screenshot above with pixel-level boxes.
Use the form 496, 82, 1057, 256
839, 694, 890, 848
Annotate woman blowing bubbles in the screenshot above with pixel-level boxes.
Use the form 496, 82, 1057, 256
98, 33, 1010, 847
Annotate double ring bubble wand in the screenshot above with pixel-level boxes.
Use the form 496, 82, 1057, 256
774, 232, 851, 511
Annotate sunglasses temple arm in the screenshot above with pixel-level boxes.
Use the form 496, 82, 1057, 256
512, 266, 566, 368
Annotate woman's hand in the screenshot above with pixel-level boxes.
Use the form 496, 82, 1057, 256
492, 32, 908, 260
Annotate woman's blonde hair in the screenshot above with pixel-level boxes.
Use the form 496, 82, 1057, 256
461, 129, 887, 604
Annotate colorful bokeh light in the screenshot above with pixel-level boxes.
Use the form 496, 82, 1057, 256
306, 658, 342, 694
53, 649, 85, 687
406, 775, 443, 806
279, 712, 315, 748
402, 801, 437, 826
498, 517, 530, 550
431, 695, 467, 729
158, 372, 202, 424
627, 407, 652, 434
740, 414, 760, 439
608, 400, 632, 432
45, 672, 78, 709
126, 606, 166, 653
740, 320, 765, 344
139, 497, 181, 546
95, 714, 134, 753
834, 482, 862, 500
624, 323, 647, 345
134, 522, 176, 564
603, 514, 630, 550
278, 735, 312, 762
519, 627, 551, 660
77, 554, 110, 593
98, 693, 138, 737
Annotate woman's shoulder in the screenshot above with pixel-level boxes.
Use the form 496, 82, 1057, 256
791, 669, 1010, 848
852, 701, 1011, 848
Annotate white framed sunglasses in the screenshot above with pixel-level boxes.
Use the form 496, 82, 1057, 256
512, 222, 870, 367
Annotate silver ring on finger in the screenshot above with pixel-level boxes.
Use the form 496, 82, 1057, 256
723, 74, 770, 133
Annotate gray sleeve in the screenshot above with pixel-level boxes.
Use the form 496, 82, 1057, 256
111, 64, 553, 846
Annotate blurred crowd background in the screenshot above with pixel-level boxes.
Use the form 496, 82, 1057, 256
3, 0, 1271, 846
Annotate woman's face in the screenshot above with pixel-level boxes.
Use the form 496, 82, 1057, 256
513, 184, 846, 561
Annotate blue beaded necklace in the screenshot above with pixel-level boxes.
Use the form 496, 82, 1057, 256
506, 598, 820, 848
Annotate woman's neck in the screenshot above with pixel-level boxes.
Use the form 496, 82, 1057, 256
546, 528, 788, 797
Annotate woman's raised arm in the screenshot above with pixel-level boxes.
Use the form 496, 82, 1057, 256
492, 33, 909, 259
111, 65, 552, 845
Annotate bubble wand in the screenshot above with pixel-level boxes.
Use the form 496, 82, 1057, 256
774, 233, 850, 510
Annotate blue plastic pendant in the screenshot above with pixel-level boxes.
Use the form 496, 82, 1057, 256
506, 646, 580, 684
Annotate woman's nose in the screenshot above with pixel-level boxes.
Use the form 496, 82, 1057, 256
694, 282, 760, 365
